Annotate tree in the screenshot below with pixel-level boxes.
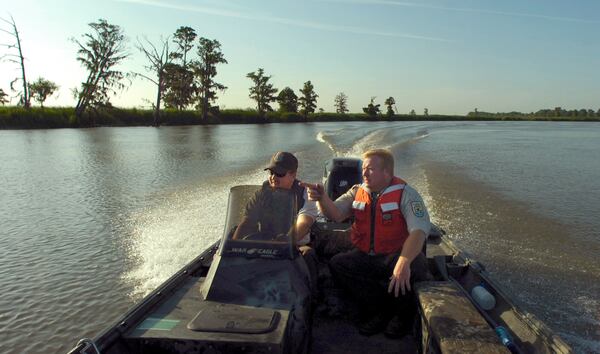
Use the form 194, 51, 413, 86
162, 63, 194, 109
362, 97, 380, 118
192, 37, 227, 120
163, 27, 197, 110
28, 78, 58, 108
424, 108, 429, 116
384, 96, 395, 116
135, 36, 173, 126
298, 80, 318, 117
172, 26, 196, 67
72, 19, 129, 119
0, 88, 8, 105
334, 92, 348, 114
277, 87, 298, 113
1, 15, 30, 107
409, 109, 416, 116
554, 107, 562, 117
247, 68, 277, 116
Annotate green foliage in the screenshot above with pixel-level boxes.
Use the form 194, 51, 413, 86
162, 63, 194, 109
192, 37, 227, 120
171, 26, 197, 65
161, 27, 199, 111
73, 19, 129, 118
247, 68, 278, 116
298, 81, 318, 117
277, 87, 298, 113
1, 106, 597, 130
28, 78, 59, 108
424, 108, 429, 116
0, 107, 73, 129
334, 92, 348, 114
466, 107, 598, 120
363, 97, 380, 118
384, 96, 395, 117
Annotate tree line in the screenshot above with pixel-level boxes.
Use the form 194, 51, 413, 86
2, 16, 599, 127
0, 17, 462, 122
1, 17, 327, 125
468, 107, 600, 119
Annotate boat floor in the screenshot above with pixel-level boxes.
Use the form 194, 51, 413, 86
124, 271, 419, 353
311, 315, 418, 353
311, 276, 420, 354
123, 233, 456, 353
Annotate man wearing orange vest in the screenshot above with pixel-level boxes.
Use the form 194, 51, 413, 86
302, 148, 431, 338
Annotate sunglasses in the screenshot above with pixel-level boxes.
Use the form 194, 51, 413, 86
268, 170, 287, 178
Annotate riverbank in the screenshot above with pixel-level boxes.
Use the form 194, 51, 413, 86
1, 106, 598, 129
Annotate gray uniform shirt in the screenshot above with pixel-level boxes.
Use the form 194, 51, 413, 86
332, 182, 431, 235
297, 189, 319, 245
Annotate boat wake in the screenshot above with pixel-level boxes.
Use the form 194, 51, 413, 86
121, 169, 267, 299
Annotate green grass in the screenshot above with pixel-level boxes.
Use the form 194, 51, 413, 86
0, 106, 597, 130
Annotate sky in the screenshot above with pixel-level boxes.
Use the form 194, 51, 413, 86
1, 0, 599, 114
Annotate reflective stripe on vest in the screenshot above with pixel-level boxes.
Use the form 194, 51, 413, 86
350, 177, 410, 254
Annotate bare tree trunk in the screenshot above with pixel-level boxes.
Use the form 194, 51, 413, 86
154, 74, 163, 126
202, 91, 208, 121
14, 23, 29, 108
136, 36, 171, 127
1, 16, 30, 108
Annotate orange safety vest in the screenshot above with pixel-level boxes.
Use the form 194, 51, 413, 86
350, 177, 409, 254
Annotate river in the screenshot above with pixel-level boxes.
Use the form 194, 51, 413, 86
0, 121, 598, 353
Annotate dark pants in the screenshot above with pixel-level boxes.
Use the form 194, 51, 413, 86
329, 248, 428, 321
299, 245, 319, 302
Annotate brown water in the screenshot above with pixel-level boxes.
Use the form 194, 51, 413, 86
0, 122, 598, 353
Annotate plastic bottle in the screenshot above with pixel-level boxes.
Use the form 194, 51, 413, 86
471, 283, 496, 310
495, 326, 519, 353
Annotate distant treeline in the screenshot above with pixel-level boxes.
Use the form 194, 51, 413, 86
2, 106, 598, 130
468, 107, 600, 120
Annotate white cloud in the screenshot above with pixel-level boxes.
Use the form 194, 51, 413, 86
114, 0, 451, 42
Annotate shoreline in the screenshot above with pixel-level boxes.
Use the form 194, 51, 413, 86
1, 107, 599, 130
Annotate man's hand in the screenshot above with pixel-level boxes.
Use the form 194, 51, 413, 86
298, 182, 325, 201
388, 256, 411, 297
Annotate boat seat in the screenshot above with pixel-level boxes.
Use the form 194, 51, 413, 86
416, 281, 510, 354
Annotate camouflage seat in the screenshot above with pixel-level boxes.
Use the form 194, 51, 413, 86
416, 281, 510, 354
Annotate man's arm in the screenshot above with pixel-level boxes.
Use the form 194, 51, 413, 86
388, 185, 431, 297
388, 229, 426, 296
293, 214, 315, 242
232, 217, 257, 239
299, 182, 352, 223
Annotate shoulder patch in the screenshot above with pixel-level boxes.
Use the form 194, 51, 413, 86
411, 201, 425, 218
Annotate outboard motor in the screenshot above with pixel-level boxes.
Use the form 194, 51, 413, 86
312, 158, 362, 255
322, 157, 362, 200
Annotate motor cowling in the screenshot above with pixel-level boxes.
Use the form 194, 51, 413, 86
322, 158, 362, 200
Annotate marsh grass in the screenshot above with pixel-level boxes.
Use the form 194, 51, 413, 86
0, 106, 596, 130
